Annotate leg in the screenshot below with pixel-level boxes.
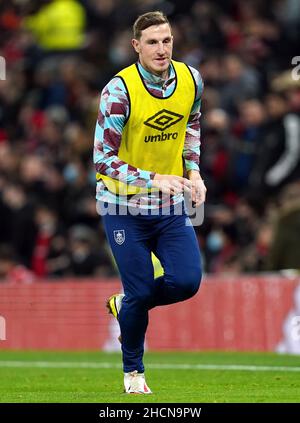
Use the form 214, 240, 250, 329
102, 212, 155, 373
151, 212, 202, 308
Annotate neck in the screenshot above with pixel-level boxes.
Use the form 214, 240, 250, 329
139, 61, 170, 80
152, 68, 169, 79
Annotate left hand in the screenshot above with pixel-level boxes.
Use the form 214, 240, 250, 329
188, 170, 207, 207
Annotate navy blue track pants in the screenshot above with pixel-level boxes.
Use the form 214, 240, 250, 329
101, 203, 202, 373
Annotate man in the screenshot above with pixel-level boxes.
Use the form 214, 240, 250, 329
94, 11, 206, 394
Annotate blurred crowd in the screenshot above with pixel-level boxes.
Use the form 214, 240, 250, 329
0, 0, 300, 282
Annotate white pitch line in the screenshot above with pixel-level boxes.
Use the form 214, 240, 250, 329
0, 361, 300, 372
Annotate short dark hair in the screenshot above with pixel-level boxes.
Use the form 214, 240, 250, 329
133, 11, 170, 39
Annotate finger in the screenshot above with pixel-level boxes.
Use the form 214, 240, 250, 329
200, 191, 206, 203
162, 187, 173, 196
182, 180, 192, 194
182, 178, 193, 189
193, 193, 203, 207
183, 185, 192, 194
191, 186, 196, 202
196, 191, 206, 205
159, 182, 172, 195
195, 182, 207, 202
171, 182, 183, 194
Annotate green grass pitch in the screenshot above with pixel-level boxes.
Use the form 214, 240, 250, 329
0, 350, 300, 403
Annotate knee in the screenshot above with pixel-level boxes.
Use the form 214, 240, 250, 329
185, 266, 202, 298
174, 265, 202, 300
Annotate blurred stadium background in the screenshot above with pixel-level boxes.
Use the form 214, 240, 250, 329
1, 0, 300, 362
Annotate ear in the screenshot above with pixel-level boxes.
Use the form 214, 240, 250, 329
132, 39, 140, 54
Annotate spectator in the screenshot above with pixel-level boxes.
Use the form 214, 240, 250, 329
267, 182, 300, 271
229, 99, 266, 194
23, 0, 86, 53
0, 245, 35, 284
31, 205, 67, 277
1, 181, 36, 267
250, 92, 300, 197
69, 225, 112, 276
220, 54, 261, 115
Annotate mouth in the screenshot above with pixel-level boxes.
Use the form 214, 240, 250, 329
154, 57, 169, 65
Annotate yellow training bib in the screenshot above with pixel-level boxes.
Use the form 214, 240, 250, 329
97, 60, 196, 195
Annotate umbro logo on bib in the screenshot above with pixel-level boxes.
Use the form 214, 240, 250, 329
144, 109, 183, 131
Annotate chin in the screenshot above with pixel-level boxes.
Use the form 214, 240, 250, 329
152, 63, 169, 75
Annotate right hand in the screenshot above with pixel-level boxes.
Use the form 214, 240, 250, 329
151, 174, 192, 196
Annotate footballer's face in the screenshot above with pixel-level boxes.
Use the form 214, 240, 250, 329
132, 23, 173, 78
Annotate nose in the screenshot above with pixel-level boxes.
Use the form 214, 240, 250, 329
157, 41, 165, 54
